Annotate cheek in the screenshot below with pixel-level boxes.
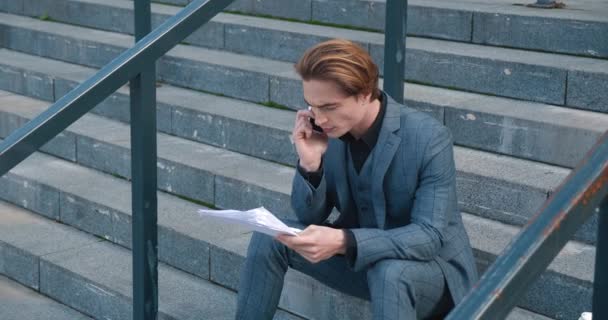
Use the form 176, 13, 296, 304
332, 109, 360, 125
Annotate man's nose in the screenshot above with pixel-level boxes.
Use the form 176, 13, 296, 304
314, 113, 328, 125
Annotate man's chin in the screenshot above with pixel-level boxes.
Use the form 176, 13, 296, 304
325, 130, 342, 138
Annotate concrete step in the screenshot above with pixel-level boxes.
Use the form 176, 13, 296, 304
0, 12, 607, 113
0, 201, 302, 320
0, 274, 93, 320
116, 0, 608, 59
1, 45, 606, 172
1, 81, 600, 246
2, 87, 597, 245
0, 150, 586, 319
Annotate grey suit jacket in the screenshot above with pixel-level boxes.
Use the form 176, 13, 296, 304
291, 93, 479, 304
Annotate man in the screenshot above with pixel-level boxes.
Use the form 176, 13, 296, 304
236, 39, 478, 320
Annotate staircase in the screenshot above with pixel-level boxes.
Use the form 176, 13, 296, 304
0, 0, 606, 319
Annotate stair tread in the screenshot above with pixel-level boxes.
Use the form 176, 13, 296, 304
1, 11, 606, 75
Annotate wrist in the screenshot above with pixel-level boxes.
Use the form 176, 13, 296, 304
300, 159, 321, 172
335, 229, 347, 255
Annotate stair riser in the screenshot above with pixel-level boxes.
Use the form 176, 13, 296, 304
16, 0, 606, 58
0, 241, 39, 290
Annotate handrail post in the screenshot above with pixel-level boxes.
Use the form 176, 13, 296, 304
383, 0, 408, 104
131, 0, 158, 319
593, 197, 608, 319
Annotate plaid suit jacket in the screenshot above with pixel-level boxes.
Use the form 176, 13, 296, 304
291, 92, 479, 304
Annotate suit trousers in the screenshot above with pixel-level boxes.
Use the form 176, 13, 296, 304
235, 231, 453, 320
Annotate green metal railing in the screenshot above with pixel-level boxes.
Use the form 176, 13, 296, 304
447, 131, 608, 320
0, 0, 409, 318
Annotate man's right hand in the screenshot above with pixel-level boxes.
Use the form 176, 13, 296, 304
293, 109, 329, 172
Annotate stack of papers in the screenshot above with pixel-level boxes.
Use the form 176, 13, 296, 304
197, 207, 301, 237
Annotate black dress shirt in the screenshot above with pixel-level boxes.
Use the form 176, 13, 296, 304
297, 92, 387, 266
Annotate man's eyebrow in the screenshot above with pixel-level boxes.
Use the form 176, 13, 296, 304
303, 98, 338, 109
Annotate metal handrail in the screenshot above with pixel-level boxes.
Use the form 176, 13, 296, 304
447, 131, 608, 319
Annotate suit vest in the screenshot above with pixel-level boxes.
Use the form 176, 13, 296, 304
346, 144, 378, 228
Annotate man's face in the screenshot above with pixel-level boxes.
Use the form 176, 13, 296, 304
302, 79, 368, 138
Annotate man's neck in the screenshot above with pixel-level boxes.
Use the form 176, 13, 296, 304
350, 98, 382, 140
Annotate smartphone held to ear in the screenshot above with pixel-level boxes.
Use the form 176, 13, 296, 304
307, 106, 324, 133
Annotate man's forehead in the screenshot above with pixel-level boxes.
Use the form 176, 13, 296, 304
303, 95, 345, 109
302, 80, 347, 105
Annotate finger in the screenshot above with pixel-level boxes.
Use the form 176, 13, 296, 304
304, 126, 313, 139
293, 120, 312, 138
295, 113, 311, 128
296, 109, 314, 120
294, 122, 312, 140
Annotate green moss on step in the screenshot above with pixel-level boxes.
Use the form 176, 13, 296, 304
175, 194, 217, 209
261, 101, 291, 111
224, 11, 381, 34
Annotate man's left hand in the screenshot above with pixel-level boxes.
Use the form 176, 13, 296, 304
276, 225, 347, 264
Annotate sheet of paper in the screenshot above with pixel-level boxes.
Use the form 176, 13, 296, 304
197, 207, 301, 237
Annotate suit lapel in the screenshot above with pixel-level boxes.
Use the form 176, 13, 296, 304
371, 97, 402, 228
327, 138, 350, 212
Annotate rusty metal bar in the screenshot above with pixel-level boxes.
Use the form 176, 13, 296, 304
593, 197, 608, 319
447, 130, 608, 320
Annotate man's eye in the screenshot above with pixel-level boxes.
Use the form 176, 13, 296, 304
325, 106, 337, 111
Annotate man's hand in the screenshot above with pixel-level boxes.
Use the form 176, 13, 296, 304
276, 225, 347, 264
292, 109, 329, 172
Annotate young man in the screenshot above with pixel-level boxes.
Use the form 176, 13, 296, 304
236, 39, 478, 319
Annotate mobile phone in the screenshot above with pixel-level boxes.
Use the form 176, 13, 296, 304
307, 106, 324, 133
309, 117, 324, 133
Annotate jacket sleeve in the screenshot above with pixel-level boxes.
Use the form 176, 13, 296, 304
349, 125, 455, 271
291, 160, 334, 225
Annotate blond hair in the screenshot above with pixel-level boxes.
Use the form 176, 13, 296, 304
295, 39, 381, 101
